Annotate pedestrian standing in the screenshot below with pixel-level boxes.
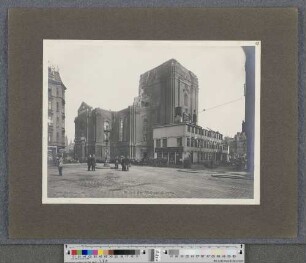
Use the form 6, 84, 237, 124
121, 156, 126, 171
87, 154, 92, 171
125, 156, 130, 171
115, 157, 119, 169
58, 156, 63, 176
92, 154, 96, 171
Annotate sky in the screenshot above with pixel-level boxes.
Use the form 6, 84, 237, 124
44, 40, 247, 143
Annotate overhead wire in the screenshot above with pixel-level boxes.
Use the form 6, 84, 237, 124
198, 96, 244, 133
200, 96, 244, 113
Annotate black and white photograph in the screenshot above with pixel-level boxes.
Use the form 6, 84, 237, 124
43, 40, 260, 204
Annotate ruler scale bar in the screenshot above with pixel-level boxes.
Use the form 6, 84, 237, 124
65, 244, 244, 263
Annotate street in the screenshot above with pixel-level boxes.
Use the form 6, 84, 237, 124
47, 164, 254, 199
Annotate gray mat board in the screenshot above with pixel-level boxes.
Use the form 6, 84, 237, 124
0, 7, 306, 263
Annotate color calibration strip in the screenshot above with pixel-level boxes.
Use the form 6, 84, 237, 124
70, 249, 141, 256
167, 248, 238, 256
65, 244, 244, 262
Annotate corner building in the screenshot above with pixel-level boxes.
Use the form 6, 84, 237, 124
48, 66, 66, 160
74, 59, 227, 163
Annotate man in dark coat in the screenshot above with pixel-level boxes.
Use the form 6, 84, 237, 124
87, 154, 92, 171
121, 156, 125, 171
91, 154, 96, 171
125, 156, 130, 171
115, 156, 119, 169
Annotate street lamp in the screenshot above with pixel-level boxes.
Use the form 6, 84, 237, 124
104, 126, 110, 166
84, 137, 87, 162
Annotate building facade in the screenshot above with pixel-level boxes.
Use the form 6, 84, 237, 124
74, 59, 227, 163
48, 66, 66, 162
225, 132, 247, 161
153, 123, 228, 165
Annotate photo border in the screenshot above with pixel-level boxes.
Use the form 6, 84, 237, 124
42, 40, 261, 205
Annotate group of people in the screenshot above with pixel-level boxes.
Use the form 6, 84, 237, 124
114, 156, 130, 171
56, 154, 131, 176
87, 154, 96, 171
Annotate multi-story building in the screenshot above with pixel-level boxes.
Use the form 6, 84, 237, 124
225, 132, 247, 160
234, 132, 247, 158
153, 123, 228, 165
48, 65, 66, 161
74, 59, 228, 164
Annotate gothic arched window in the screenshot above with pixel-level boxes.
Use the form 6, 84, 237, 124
119, 119, 123, 141
104, 120, 110, 131
104, 120, 110, 141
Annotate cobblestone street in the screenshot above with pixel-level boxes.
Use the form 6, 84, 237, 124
48, 164, 254, 199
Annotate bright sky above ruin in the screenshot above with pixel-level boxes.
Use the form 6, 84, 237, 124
45, 40, 247, 142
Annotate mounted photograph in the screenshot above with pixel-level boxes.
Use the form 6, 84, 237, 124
42, 40, 260, 204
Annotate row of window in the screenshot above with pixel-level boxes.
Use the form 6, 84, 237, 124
155, 137, 183, 148
199, 152, 217, 161
187, 125, 223, 140
48, 87, 64, 98
155, 137, 226, 150
48, 100, 65, 112
48, 115, 65, 127
187, 138, 226, 150
156, 151, 183, 160
156, 151, 217, 161
48, 131, 65, 143
156, 138, 168, 148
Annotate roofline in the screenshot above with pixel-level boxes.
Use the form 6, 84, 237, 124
153, 122, 222, 134
140, 58, 197, 79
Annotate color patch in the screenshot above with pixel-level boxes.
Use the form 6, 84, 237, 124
113, 250, 136, 255
168, 249, 179, 256
212, 249, 223, 255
